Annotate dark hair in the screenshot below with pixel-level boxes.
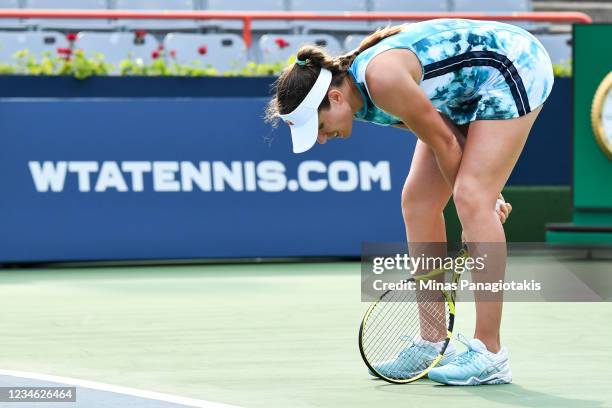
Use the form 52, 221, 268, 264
265, 24, 406, 127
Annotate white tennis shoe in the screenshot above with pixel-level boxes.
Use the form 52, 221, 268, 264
428, 334, 512, 385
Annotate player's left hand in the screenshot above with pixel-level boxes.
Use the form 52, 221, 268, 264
496, 193, 512, 224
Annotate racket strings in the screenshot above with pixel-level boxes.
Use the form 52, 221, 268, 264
361, 286, 451, 380
362, 289, 414, 348
365, 308, 446, 378
376, 302, 447, 375
366, 303, 420, 368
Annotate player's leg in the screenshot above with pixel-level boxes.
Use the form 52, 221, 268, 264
402, 140, 452, 243
429, 106, 543, 386
402, 115, 467, 244
402, 116, 468, 244
403, 117, 468, 342
403, 140, 452, 343
456, 106, 542, 351
371, 121, 464, 379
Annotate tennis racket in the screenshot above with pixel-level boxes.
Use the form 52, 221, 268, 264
358, 245, 468, 384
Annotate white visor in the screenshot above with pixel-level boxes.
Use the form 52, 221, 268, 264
278, 68, 332, 153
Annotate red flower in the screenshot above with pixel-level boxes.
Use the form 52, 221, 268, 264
56, 47, 72, 55
198, 45, 207, 55
66, 33, 77, 41
169, 50, 176, 58
134, 30, 147, 38
151, 50, 160, 59
158, 44, 164, 51
274, 38, 290, 49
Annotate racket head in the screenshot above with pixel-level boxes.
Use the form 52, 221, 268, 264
358, 278, 457, 384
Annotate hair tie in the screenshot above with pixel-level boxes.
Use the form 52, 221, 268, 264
295, 58, 308, 66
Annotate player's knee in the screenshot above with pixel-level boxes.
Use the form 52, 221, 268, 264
400, 183, 413, 216
401, 182, 443, 222
453, 179, 490, 223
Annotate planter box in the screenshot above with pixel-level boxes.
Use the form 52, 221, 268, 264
0, 75, 276, 98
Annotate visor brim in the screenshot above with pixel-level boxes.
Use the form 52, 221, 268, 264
289, 110, 319, 154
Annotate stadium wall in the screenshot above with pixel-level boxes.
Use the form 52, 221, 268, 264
0, 77, 571, 263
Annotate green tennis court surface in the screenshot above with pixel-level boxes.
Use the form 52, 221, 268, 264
0, 258, 610, 408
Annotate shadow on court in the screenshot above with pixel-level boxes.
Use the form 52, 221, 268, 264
372, 381, 608, 408
457, 384, 608, 408
372, 378, 610, 408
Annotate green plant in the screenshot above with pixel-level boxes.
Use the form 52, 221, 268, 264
224, 60, 288, 76
0, 61, 16, 74
11, 49, 113, 78
1, 47, 295, 79
118, 47, 220, 77
552, 61, 572, 78
0, 49, 572, 79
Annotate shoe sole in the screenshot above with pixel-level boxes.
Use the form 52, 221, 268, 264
444, 367, 513, 386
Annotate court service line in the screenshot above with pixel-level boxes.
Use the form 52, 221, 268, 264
0, 368, 244, 408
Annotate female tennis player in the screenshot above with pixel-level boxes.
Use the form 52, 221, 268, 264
266, 19, 553, 385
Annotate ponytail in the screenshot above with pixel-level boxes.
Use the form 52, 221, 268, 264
337, 24, 406, 69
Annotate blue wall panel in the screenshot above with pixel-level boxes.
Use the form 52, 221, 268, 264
0, 77, 570, 262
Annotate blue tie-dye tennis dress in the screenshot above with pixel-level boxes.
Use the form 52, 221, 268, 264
348, 19, 554, 126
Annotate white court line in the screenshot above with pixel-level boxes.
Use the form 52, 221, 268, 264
0, 369, 244, 408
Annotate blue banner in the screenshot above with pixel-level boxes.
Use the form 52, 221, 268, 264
0, 78, 570, 262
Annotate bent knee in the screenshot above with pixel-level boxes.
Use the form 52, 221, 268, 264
453, 179, 497, 221
402, 182, 447, 220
